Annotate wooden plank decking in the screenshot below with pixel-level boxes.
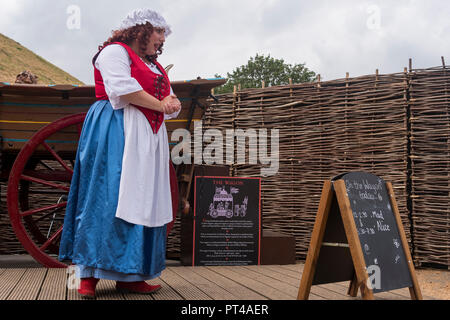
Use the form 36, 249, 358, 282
0, 262, 435, 300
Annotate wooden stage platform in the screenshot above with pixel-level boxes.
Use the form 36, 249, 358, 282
0, 258, 436, 300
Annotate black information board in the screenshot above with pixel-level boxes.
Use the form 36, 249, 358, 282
336, 172, 413, 293
193, 176, 261, 266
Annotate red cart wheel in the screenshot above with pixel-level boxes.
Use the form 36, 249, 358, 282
7, 113, 179, 268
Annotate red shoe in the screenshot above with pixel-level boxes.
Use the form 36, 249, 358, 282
78, 277, 99, 299
116, 281, 161, 294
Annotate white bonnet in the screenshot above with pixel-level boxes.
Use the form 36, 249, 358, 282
119, 8, 172, 37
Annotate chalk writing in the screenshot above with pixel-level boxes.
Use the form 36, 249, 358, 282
338, 172, 413, 292
346, 179, 392, 237
377, 221, 390, 232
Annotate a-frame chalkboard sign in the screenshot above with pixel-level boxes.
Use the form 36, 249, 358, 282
297, 172, 422, 300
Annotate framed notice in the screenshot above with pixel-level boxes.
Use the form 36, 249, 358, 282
193, 176, 261, 266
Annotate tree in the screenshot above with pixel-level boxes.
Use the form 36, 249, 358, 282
214, 54, 316, 94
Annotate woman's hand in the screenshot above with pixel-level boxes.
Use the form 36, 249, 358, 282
121, 91, 181, 114
160, 95, 181, 114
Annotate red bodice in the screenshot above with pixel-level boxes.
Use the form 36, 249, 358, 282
93, 41, 171, 133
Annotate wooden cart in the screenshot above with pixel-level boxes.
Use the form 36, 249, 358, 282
0, 78, 225, 268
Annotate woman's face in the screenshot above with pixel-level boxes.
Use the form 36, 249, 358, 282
144, 28, 165, 56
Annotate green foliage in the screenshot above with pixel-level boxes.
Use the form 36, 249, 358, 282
214, 54, 316, 94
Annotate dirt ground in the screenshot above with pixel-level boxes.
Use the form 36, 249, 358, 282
416, 268, 449, 300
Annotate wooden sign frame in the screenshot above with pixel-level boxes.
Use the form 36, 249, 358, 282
297, 179, 422, 300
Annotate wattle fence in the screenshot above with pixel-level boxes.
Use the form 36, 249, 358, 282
203, 62, 449, 268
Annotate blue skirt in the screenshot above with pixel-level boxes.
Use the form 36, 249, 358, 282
59, 101, 166, 279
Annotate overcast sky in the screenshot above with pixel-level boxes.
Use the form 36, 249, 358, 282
1, 0, 449, 85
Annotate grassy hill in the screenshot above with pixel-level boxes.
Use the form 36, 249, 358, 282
0, 33, 84, 85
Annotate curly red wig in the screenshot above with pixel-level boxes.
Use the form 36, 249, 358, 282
93, 22, 164, 64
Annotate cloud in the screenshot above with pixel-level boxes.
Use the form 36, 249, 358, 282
0, 0, 449, 84
0, 0, 24, 30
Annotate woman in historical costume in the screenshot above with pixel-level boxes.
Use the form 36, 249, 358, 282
58, 8, 181, 298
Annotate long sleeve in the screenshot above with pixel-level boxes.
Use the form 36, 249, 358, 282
95, 44, 143, 110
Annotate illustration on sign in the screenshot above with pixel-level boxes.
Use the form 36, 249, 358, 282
207, 186, 248, 219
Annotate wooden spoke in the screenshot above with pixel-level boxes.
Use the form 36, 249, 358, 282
21, 175, 70, 192
41, 142, 73, 174
40, 226, 63, 252
34, 210, 64, 223
20, 202, 67, 218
